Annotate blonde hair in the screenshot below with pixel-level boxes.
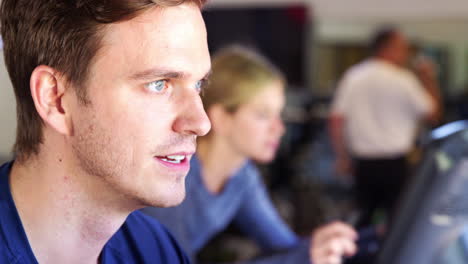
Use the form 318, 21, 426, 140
203, 46, 285, 113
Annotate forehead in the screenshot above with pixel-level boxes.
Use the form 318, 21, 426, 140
244, 81, 285, 108
92, 4, 210, 80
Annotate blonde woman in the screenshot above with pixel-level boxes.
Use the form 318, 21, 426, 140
143, 46, 357, 264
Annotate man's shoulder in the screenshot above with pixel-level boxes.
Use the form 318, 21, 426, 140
340, 60, 377, 85
0, 162, 38, 264
345, 60, 414, 86
371, 60, 418, 83
104, 211, 189, 263
0, 243, 22, 264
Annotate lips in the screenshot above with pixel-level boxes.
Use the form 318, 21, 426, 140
267, 141, 280, 150
154, 153, 193, 171
159, 155, 186, 164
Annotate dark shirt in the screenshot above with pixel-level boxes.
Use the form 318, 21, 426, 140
0, 161, 190, 264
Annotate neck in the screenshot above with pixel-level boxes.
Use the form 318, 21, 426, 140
10, 147, 131, 264
375, 55, 400, 67
197, 136, 247, 194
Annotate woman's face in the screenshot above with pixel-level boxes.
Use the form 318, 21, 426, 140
224, 80, 285, 163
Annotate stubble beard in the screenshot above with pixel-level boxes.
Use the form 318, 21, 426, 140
70, 110, 193, 210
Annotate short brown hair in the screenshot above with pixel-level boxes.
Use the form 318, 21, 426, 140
0, 0, 206, 161
369, 26, 399, 56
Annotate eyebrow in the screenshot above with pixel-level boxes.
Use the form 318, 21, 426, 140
130, 67, 211, 81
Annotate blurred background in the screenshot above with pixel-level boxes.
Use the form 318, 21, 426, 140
200, 0, 468, 262
1, 0, 468, 262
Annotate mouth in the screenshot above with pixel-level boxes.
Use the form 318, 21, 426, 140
268, 141, 280, 150
154, 153, 192, 171
158, 155, 186, 164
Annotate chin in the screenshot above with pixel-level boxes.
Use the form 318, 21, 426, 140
253, 153, 275, 164
156, 190, 186, 208
136, 184, 187, 208
160, 194, 186, 208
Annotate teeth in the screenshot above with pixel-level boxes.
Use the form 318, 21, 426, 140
160, 155, 185, 164
167, 155, 185, 161
161, 158, 181, 164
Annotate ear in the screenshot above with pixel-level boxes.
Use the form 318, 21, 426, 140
207, 104, 233, 136
30, 65, 72, 136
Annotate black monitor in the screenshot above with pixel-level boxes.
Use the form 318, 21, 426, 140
377, 124, 468, 264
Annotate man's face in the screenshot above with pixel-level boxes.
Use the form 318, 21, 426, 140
388, 32, 410, 66
69, 3, 211, 208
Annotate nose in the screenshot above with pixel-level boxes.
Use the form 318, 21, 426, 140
172, 88, 211, 136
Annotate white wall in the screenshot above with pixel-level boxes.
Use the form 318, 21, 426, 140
208, 0, 468, 20
316, 19, 468, 94
0, 52, 16, 159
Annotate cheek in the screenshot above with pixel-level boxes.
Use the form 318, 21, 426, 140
98, 105, 138, 140
247, 120, 271, 140
238, 121, 269, 149
102, 92, 173, 138
234, 118, 255, 137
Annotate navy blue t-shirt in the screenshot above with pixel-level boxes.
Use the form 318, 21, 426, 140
0, 162, 190, 264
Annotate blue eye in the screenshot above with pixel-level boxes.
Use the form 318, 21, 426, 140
146, 80, 167, 93
195, 80, 204, 93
